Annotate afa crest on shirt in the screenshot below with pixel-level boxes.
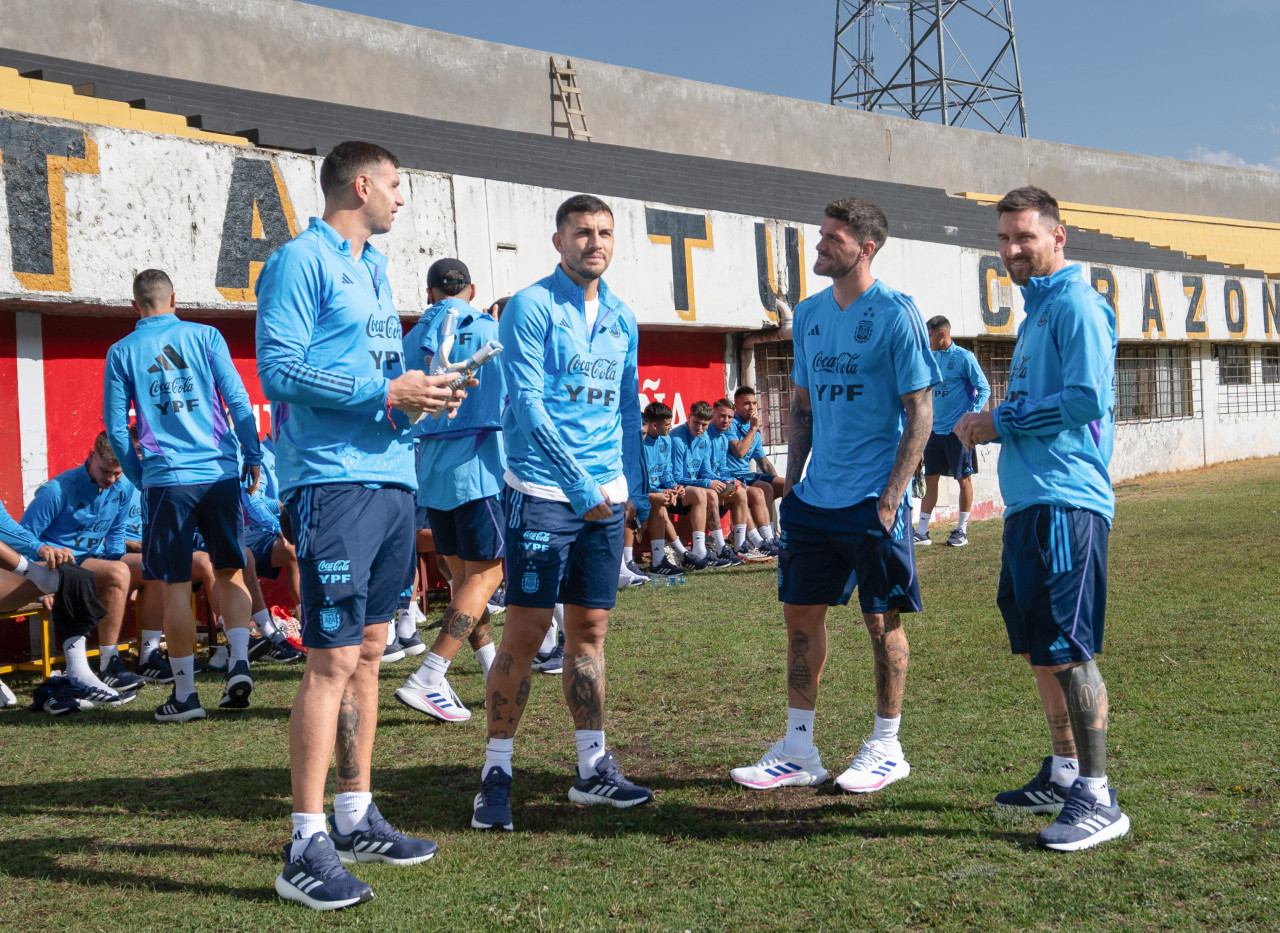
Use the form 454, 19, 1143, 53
854, 320, 874, 343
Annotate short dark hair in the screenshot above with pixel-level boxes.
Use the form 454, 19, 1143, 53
320, 141, 400, 199
995, 186, 1062, 226
733, 385, 756, 401
643, 401, 673, 423
93, 431, 118, 467
713, 398, 734, 412
488, 297, 510, 319
689, 400, 713, 421
555, 194, 613, 230
824, 198, 889, 252
132, 269, 173, 308
926, 315, 950, 332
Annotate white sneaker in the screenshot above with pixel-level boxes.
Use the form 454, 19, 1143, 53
411, 603, 428, 626
730, 739, 828, 789
207, 646, 229, 672
394, 673, 472, 722
835, 739, 911, 793
0, 677, 17, 708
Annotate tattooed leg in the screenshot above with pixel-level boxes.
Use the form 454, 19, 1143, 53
562, 605, 610, 730
782, 604, 828, 711
865, 609, 908, 718
1029, 657, 1077, 758
1051, 659, 1109, 778
468, 610, 493, 650
487, 605, 552, 739
431, 557, 505, 660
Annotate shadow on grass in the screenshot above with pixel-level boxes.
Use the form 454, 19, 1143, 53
0, 764, 1029, 847
0, 836, 277, 901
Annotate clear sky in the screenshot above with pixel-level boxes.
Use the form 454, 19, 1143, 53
305, 0, 1280, 171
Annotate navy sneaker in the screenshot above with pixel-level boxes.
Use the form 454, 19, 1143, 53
398, 631, 426, 657
328, 803, 437, 866
718, 545, 747, 566
219, 660, 253, 709
99, 655, 145, 693
382, 640, 406, 664
247, 634, 272, 661
533, 644, 564, 675
994, 756, 1073, 814
136, 650, 174, 684
275, 832, 374, 911
567, 750, 654, 808
486, 586, 507, 616
1037, 780, 1131, 852
154, 689, 206, 722
44, 679, 128, 715
648, 560, 684, 577
472, 766, 514, 831
267, 639, 305, 663
680, 552, 713, 571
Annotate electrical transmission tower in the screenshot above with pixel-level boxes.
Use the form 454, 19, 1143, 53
831, 1, 1028, 136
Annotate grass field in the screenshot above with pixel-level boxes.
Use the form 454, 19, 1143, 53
1, 458, 1277, 932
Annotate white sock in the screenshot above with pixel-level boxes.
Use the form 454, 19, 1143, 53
651, 541, 666, 567
1079, 774, 1109, 805
669, 538, 687, 555
225, 625, 251, 665
386, 623, 398, 647
474, 642, 495, 678
333, 791, 373, 835
253, 608, 276, 640
576, 729, 607, 778
692, 531, 707, 560
62, 635, 110, 691
485, 737, 515, 777
871, 714, 901, 746
1051, 754, 1079, 787
396, 608, 416, 639
171, 654, 196, 702
539, 619, 559, 654
14, 556, 60, 593
552, 603, 565, 630
733, 524, 747, 548
217, 615, 226, 634
290, 812, 328, 860
760, 524, 775, 541
916, 514, 931, 536
141, 630, 163, 656
710, 528, 725, 550
957, 511, 971, 533
417, 651, 450, 687
98, 644, 120, 666
747, 528, 762, 547
782, 707, 816, 756
623, 546, 634, 563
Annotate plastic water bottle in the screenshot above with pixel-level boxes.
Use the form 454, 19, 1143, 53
646, 573, 685, 587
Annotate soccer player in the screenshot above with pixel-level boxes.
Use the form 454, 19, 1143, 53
731, 198, 939, 794
257, 141, 460, 909
20, 432, 145, 697
238, 442, 304, 662
395, 258, 506, 724
708, 397, 775, 560
954, 186, 1129, 851
634, 401, 692, 577
472, 193, 652, 833
726, 385, 786, 500
670, 401, 746, 568
104, 270, 264, 721
0, 501, 73, 707
914, 316, 990, 548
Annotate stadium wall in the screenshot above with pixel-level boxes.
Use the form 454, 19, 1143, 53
2, 112, 1278, 520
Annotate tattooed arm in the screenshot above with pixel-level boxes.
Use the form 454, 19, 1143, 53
784, 386, 813, 498
878, 386, 932, 532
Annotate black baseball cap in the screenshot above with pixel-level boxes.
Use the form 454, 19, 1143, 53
427, 258, 471, 289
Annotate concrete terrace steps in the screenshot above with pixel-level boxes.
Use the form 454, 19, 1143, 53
0, 47, 1250, 281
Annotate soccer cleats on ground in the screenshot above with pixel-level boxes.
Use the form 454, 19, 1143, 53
730, 740, 828, 789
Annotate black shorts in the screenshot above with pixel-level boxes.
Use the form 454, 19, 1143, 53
142, 479, 246, 582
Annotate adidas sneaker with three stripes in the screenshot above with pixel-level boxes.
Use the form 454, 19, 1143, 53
994, 756, 1073, 813
1037, 780, 1130, 852
567, 750, 654, 808
275, 832, 373, 911
730, 739, 829, 789
327, 803, 438, 866
834, 739, 911, 793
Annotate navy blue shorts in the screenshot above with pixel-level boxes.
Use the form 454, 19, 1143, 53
777, 492, 922, 615
923, 431, 976, 481
998, 505, 1108, 666
504, 487, 624, 610
734, 471, 771, 487
427, 495, 506, 562
142, 478, 246, 582
244, 526, 281, 579
286, 484, 416, 649
415, 504, 431, 532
